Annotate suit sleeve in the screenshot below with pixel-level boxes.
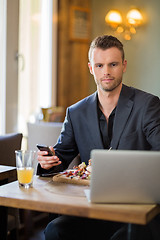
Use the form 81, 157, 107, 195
143, 95, 160, 150
37, 108, 79, 175
54, 107, 79, 168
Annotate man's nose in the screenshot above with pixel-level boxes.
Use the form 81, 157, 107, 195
103, 65, 110, 75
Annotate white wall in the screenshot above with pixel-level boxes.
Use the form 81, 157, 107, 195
91, 0, 160, 97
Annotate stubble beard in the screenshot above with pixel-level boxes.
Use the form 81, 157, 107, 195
97, 78, 122, 92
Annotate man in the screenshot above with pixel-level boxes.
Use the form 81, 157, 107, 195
37, 35, 160, 240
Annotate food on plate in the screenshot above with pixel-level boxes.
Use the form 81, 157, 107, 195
52, 160, 91, 185
63, 160, 91, 180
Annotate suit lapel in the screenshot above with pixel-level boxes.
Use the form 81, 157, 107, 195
86, 92, 104, 149
111, 85, 135, 149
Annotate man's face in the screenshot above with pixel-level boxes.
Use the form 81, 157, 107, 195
88, 47, 127, 92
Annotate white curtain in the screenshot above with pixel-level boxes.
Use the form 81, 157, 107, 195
18, 0, 56, 136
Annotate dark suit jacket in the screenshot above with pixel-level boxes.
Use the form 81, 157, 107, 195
37, 84, 160, 174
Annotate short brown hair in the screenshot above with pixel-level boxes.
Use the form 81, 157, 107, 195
88, 35, 125, 62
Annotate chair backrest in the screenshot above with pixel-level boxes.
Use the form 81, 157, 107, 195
27, 122, 81, 170
0, 133, 23, 166
27, 122, 63, 151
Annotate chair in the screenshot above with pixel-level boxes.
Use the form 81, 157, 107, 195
0, 133, 23, 167
27, 122, 80, 168
41, 106, 64, 122
27, 122, 63, 172
0, 132, 23, 240
27, 122, 63, 151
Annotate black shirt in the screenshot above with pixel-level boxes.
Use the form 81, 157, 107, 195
98, 106, 116, 149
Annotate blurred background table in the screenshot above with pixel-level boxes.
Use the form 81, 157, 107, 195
0, 165, 16, 184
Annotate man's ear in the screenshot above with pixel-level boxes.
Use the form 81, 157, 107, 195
123, 60, 127, 73
88, 62, 93, 75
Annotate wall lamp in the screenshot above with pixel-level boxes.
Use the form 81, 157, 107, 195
105, 8, 144, 40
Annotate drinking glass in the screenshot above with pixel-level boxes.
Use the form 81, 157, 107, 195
15, 150, 36, 188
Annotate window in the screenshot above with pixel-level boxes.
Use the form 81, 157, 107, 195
0, 0, 57, 136
18, 0, 57, 136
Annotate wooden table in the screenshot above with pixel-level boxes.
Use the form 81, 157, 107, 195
0, 176, 160, 240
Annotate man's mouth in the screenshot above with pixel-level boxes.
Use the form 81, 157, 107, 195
102, 77, 114, 82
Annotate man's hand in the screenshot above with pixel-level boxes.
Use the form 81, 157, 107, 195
37, 146, 61, 170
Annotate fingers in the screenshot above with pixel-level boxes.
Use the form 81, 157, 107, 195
40, 160, 61, 170
38, 155, 59, 165
37, 147, 61, 170
49, 146, 55, 155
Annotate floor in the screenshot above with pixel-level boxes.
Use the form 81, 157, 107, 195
22, 228, 45, 240
7, 227, 46, 240
19, 225, 46, 240
7, 212, 49, 240
21, 213, 49, 240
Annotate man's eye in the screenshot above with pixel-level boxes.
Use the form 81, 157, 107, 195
97, 64, 103, 68
111, 63, 117, 67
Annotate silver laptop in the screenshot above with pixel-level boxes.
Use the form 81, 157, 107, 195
85, 150, 160, 204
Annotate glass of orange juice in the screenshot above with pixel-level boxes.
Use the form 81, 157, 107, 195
15, 150, 36, 188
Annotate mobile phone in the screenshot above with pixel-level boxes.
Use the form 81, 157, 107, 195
40, 172, 60, 177
36, 144, 54, 156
